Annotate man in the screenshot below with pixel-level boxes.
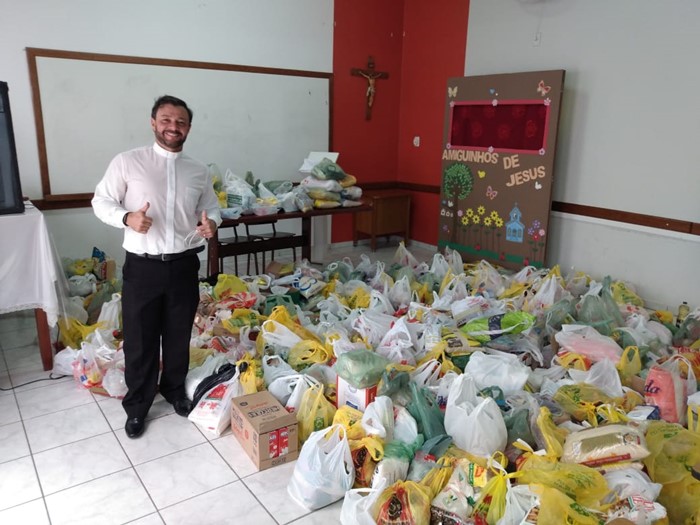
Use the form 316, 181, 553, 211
92, 95, 221, 438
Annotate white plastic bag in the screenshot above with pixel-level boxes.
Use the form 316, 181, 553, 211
188, 371, 245, 436
463, 350, 530, 397
288, 424, 355, 510
185, 353, 228, 400
259, 319, 303, 358
444, 373, 507, 458
53, 347, 79, 376
97, 292, 121, 332
388, 276, 412, 310
361, 396, 394, 441
568, 358, 624, 398
377, 317, 416, 366
262, 354, 295, 386
340, 479, 387, 525
393, 406, 419, 445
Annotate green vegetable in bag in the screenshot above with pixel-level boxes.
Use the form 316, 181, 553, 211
311, 158, 346, 181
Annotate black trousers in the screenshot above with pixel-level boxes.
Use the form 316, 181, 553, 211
121, 252, 200, 419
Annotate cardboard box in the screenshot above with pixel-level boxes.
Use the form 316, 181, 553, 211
336, 375, 377, 412
265, 260, 295, 278
230, 391, 299, 471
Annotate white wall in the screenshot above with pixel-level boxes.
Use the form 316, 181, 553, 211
466, 0, 699, 310
0, 0, 333, 265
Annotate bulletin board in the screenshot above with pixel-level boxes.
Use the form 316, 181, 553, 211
438, 70, 565, 270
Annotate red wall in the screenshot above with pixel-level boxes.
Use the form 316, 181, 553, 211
332, 1, 469, 245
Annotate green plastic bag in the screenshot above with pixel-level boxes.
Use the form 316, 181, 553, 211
335, 349, 390, 389
459, 311, 536, 343
407, 382, 446, 441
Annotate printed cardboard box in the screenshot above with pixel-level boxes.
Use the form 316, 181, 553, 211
230, 391, 299, 471
336, 375, 377, 412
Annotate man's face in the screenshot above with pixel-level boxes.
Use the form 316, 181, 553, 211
151, 104, 191, 152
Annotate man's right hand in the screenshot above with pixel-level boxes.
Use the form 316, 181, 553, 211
126, 202, 153, 234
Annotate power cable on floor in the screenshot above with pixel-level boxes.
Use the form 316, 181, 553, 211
0, 373, 68, 391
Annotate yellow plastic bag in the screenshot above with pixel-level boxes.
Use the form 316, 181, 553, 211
297, 384, 336, 444
553, 384, 617, 426
611, 280, 644, 307
416, 342, 462, 376
235, 354, 261, 394
221, 308, 262, 335
532, 484, 606, 525
472, 462, 513, 524
348, 286, 371, 309
554, 350, 590, 371
287, 340, 331, 371
333, 405, 366, 441
350, 435, 384, 488
372, 480, 431, 525
419, 455, 454, 499
533, 406, 568, 458
517, 454, 609, 509
212, 273, 248, 299
58, 317, 104, 349
268, 305, 321, 343
616, 346, 642, 386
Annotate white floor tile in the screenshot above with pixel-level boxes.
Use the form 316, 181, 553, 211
0, 311, 37, 334
159, 481, 275, 525
288, 499, 343, 525
0, 421, 30, 463
116, 413, 206, 465
8, 367, 72, 393
0, 328, 38, 351
16, 380, 95, 420
98, 395, 175, 431
128, 513, 165, 524
210, 434, 259, 479
136, 443, 237, 509
4, 343, 44, 370
0, 371, 11, 390
24, 403, 111, 453
0, 456, 43, 511
0, 498, 50, 524
45, 469, 156, 525
34, 433, 130, 495
243, 460, 310, 524
0, 392, 21, 425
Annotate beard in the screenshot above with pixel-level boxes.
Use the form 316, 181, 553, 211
154, 129, 187, 151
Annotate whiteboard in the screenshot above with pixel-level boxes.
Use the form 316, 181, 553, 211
30, 50, 331, 199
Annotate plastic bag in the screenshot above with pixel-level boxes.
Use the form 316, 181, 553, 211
340, 482, 386, 525
459, 312, 535, 343
287, 424, 355, 510
372, 440, 414, 489
297, 383, 337, 443
361, 396, 394, 441
560, 424, 649, 468
645, 356, 697, 424
350, 435, 385, 488
554, 324, 623, 363
287, 340, 331, 371
187, 370, 244, 436
333, 405, 366, 441
463, 350, 531, 397
407, 382, 446, 441
311, 157, 347, 181
96, 292, 121, 332
335, 349, 391, 389
372, 480, 432, 525
444, 373, 507, 459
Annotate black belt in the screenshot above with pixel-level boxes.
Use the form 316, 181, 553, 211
131, 246, 204, 262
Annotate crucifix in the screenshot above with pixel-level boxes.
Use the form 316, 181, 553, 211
351, 56, 389, 120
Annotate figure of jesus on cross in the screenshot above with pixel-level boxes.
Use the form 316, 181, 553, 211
351, 56, 389, 120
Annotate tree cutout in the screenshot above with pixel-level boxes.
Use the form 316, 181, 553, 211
443, 163, 473, 247
443, 163, 473, 199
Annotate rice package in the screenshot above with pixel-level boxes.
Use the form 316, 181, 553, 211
561, 424, 649, 468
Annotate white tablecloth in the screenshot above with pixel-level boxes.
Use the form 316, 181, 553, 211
0, 204, 61, 326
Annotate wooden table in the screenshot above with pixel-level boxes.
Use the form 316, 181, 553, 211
207, 205, 372, 277
353, 189, 411, 251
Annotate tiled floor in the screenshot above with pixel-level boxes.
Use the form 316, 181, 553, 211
0, 240, 435, 525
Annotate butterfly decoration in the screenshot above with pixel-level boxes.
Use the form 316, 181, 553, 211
478, 170, 486, 179
489, 88, 497, 96
447, 200, 454, 208
537, 80, 551, 96
486, 186, 498, 200
535, 181, 542, 190
448, 86, 458, 98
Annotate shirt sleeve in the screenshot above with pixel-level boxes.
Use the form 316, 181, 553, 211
197, 172, 223, 227
91, 155, 129, 229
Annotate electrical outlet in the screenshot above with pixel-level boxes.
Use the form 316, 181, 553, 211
413, 136, 420, 147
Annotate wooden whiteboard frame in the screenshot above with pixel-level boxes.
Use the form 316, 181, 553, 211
26, 48, 333, 208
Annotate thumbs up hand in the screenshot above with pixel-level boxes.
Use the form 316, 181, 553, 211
127, 202, 153, 234
196, 210, 217, 239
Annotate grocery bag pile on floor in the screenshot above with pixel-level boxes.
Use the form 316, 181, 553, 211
58, 243, 700, 524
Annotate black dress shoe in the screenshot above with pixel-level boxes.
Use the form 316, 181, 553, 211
172, 398, 192, 417
125, 417, 145, 438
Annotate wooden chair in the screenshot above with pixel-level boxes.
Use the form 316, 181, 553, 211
217, 224, 263, 275
244, 220, 298, 268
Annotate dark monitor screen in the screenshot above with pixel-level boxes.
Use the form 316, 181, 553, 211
0, 81, 25, 215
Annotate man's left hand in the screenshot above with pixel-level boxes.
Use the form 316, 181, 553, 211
196, 210, 217, 239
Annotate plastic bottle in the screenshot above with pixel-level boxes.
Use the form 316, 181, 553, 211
676, 301, 690, 328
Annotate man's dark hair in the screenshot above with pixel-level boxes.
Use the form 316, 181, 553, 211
151, 95, 193, 122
